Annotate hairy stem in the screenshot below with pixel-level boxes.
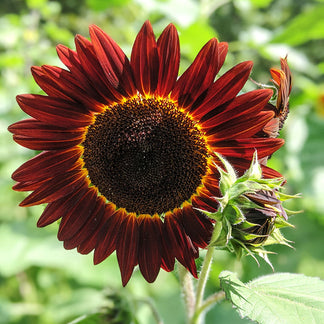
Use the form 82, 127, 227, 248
178, 263, 196, 321
196, 291, 226, 316
190, 245, 215, 324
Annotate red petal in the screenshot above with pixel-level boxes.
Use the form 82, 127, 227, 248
74, 35, 125, 104
20, 168, 87, 207
77, 206, 109, 255
116, 213, 139, 286
57, 43, 115, 106
16, 94, 93, 128
192, 61, 253, 119
160, 222, 175, 273
181, 202, 213, 248
261, 164, 283, 178
261, 114, 280, 138
58, 187, 99, 241
164, 211, 197, 278
13, 179, 46, 192
56, 44, 96, 95
8, 119, 84, 138
12, 135, 83, 150
202, 175, 221, 197
12, 148, 82, 182
213, 138, 285, 159
93, 207, 125, 264
31, 65, 104, 112
137, 214, 162, 283
56, 44, 80, 70
63, 197, 106, 250
201, 89, 273, 130
195, 186, 220, 210
156, 23, 180, 96
160, 252, 175, 272
192, 194, 218, 213
9, 119, 84, 150
37, 182, 89, 227
207, 111, 274, 142
131, 21, 159, 95
171, 39, 228, 109
13, 156, 82, 192
89, 25, 136, 98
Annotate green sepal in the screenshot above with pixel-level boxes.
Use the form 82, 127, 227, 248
235, 230, 268, 243
284, 208, 303, 216
264, 228, 294, 248
223, 204, 245, 225
238, 151, 262, 181
209, 220, 232, 247
233, 195, 261, 210
254, 177, 284, 187
214, 153, 237, 195
209, 221, 222, 245
196, 208, 222, 222
277, 191, 302, 201
274, 216, 295, 228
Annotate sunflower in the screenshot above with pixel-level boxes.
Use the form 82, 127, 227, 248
9, 21, 284, 286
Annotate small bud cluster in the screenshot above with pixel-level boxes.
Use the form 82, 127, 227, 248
201, 152, 298, 267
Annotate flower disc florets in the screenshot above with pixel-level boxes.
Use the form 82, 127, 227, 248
82, 96, 209, 215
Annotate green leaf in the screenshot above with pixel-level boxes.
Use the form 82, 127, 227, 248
271, 5, 324, 45
219, 271, 324, 324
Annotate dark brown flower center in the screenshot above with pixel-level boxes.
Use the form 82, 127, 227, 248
82, 96, 209, 215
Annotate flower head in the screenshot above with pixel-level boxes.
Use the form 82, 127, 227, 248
9, 21, 284, 285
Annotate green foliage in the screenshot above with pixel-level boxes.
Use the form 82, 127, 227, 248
178, 21, 217, 62
271, 5, 324, 45
1, 0, 323, 323
250, 0, 272, 8
86, 0, 130, 11
67, 289, 135, 324
220, 271, 324, 324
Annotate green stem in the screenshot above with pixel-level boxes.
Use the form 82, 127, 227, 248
190, 245, 215, 324
137, 298, 164, 324
178, 263, 196, 321
196, 291, 226, 316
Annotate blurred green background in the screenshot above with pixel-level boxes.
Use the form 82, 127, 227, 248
1, 0, 323, 323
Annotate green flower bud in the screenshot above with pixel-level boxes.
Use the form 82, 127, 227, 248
233, 189, 286, 245
202, 152, 297, 266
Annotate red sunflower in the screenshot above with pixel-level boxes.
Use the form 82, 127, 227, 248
9, 21, 284, 286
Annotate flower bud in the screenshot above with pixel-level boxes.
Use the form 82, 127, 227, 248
201, 152, 297, 266
233, 189, 287, 246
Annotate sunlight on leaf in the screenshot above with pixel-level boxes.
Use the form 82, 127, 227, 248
219, 271, 324, 324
